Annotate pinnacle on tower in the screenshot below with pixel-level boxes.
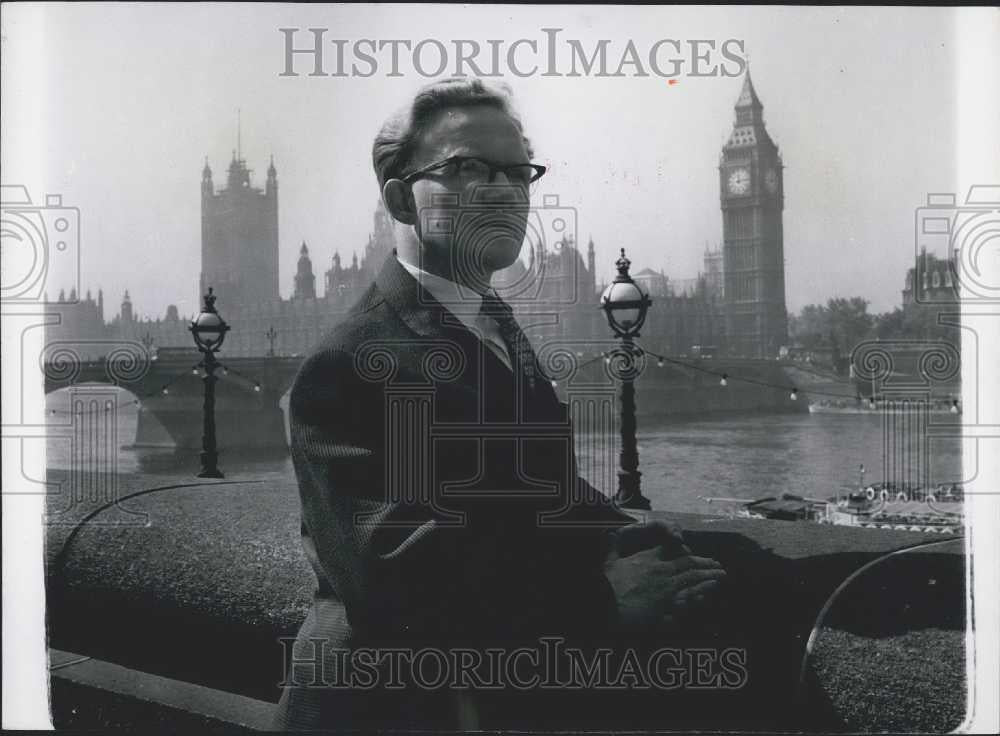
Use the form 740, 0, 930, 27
265, 154, 278, 196
728, 65, 772, 146
294, 237, 317, 300
735, 68, 762, 109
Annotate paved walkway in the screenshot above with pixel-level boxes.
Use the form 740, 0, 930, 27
43, 465, 967, 730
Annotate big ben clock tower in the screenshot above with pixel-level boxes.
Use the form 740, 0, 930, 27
720, 71, 788, 358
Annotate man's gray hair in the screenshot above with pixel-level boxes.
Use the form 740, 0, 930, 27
372, 78, 534, 191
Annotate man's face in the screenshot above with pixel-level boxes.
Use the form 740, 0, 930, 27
406, 105, 531, 286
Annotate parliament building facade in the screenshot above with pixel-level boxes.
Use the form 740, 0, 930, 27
47, 74, 791, 362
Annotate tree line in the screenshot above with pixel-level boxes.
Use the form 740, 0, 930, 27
788, 296, 958, 369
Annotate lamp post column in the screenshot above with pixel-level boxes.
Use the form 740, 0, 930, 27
265, 326, 277, 358
198, 348, 223, 478
614, 336, 650, 510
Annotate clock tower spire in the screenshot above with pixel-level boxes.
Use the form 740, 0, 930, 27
719, 69, 787, 358
735, 67, 764, 124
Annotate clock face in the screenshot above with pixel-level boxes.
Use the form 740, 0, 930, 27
764, 168, 778, 193
728, 167, 750, 195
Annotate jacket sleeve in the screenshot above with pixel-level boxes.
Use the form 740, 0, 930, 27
289, 346, 624, 646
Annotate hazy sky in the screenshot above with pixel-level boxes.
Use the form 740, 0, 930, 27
3, 4, 960, 318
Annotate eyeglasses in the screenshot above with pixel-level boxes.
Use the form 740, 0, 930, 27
399, 155, 547, 189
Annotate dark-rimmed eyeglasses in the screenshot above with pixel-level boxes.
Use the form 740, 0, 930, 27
399, 155, 547, 188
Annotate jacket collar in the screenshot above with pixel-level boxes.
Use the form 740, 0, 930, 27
374, 250, 561, 405
374, 251, 476, 341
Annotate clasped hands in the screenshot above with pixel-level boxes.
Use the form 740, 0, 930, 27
604, 520, 726, 636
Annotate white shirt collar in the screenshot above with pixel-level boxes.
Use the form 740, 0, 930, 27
396, 256, 488, 317
396, 256, 513, 371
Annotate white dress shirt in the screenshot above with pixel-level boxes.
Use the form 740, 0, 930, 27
397, 256, 513, 372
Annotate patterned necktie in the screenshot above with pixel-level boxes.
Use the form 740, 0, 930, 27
478, 292, 541, 391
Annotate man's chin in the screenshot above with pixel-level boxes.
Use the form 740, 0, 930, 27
481, 239, 524, 272
449, 235, 524, 283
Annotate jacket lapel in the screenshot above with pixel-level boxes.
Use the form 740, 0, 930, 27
374, 253, 511, 374
375, 253, 471, 339
374, 252, 561, 412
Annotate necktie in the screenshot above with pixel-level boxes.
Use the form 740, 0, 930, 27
478, 292, 542, 392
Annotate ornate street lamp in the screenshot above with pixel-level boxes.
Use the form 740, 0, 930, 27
600, 248, 653, 510
265, 325, 278, 358
189, 287, 230, 478
140, 331, 157, 361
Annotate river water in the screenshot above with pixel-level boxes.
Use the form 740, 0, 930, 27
44, 389, 963, 514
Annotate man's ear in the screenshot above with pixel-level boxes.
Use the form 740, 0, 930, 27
382, 179, 417, 226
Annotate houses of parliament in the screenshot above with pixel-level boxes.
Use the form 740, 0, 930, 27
46, 73, 789, 361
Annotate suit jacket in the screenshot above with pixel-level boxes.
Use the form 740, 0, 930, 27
273, 252, 633, 729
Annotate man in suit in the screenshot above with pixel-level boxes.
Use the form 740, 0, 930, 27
272, 78, 725, 730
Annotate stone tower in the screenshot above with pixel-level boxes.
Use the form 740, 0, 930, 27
293, 241, 316, 300
200, 144, 279, 310
719, 70, 788, 358
121, 289, 133, 323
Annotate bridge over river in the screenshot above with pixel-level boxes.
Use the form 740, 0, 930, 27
43, 341, 815, 450
43, 346, 302, 449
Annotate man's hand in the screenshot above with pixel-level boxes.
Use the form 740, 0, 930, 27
603, 521, 726, 635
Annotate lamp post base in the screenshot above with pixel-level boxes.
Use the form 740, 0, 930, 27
614, 470, 651, 510
197, 451, 224, 479
615, 494, 652, 510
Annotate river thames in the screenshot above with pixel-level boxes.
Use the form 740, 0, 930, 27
44, 389, 964, 514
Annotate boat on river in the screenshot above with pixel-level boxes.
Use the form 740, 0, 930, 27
701, 483, 964, 534
808, 397, 961, 415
